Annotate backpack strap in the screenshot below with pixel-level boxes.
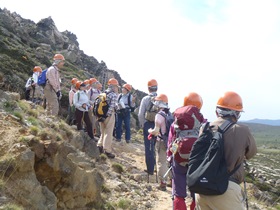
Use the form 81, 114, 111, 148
218, 120, 241, 177
218, 120, 234, 133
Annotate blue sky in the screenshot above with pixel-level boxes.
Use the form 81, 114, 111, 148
1, 0, 280, 121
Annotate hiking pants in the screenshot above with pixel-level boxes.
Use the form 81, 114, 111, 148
75, 109, 94, 139
97, 113, 115, 153
44, 84, 59, 116
172, 159, 188, 198
116, 109, 131, 142
144, 121, 156, 173
155, 140, 168, 182
196, 181, 245, 210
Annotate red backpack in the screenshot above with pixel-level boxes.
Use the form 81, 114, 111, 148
170, 105, 204, 166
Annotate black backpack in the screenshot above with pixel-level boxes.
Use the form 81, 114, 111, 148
187, 120, 240, 195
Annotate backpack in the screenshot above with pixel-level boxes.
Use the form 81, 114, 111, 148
37, 69, 48, 86
93, 91, 110, 120
170, 106, 204, 166
144, 95, 158, 122
158, 110, 174, 147
187, 120, 241, 195
118, 93, 135, 112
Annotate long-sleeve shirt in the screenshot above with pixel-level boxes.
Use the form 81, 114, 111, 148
138, 92, 157, 127
106, 88, 118, 116
211, 117, 257, 184
87, 87, 101, 105
148, 110, 166, 140
68, 87, 77, 106
46, 65, 60, 93
73, 90, 91, 112
117, 93, 136, 110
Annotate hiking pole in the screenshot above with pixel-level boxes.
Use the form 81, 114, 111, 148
244, 160, 249, 210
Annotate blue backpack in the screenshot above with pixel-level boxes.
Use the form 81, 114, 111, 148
159, 110, 174, 147
37, 69, 48, 86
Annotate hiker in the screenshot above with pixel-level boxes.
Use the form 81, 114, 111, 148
87, 78, 101, 137
67, 77, 78, 125
44, 54, 65, 116
97, 78, 119, 159
94, 82, 103, 137
195, 91, 257, 210
25, 66, 43, 102
167, 92, 204, 210
147, 94, 170, 191
31, 66, 44, 104
115, 84, 136, 143
138, 79, 158, 175
73, 81, 94, 140
25, 77, 35, 101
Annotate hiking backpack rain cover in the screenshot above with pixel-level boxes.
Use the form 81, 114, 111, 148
187, 120, 240, 195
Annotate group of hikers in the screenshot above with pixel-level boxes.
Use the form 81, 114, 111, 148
25, 54, 257, 210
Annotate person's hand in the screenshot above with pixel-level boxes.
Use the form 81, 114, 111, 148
82, 103, 87, 109
98, 117, 107, 122
148, 128, 153, 134
56, 91, 62, 100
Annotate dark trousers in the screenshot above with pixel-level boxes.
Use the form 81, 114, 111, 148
116, 109, 131, 141
144, 121, 156, 173
172, 158, 188, 198
75, 109, 93, 139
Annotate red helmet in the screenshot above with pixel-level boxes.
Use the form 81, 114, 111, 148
154, 94, 168, 103
71, 78, 78, 85
217, 91, 243, 111
147, 79, 158, 87
75, 81, 82, 89
108, 78, 119, 86
33, 66, 42, 73
89, 78, 98, 84
183, 92, 203, 110
122, 84, 132, 92
53, 54, 65, 61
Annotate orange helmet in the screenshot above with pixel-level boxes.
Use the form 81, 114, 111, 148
89, 78, 98, 84
108, 78, 119, 86
155, 94, 168, 103
122, 84, 132, 92
183, 92, 203, 110
75, 81, 82, 89
148, 79, 158, 87
53, 54, 65, 61
33, 66, 42, 73
83, 79, 90, 85
217, 91, 243, 111
71, 78, 78, 85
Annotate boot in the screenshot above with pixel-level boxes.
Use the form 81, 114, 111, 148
173, 196, 186, 210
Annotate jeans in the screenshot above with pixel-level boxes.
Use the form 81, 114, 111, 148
144, 121, 156, 173
116, 109, 131, 141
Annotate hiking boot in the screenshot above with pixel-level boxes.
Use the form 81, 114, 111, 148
167, 179, 172, 188
158, 181, 167, 191
97, 146, 104, 154
105, 152, 115, 159
126, 140, 130, 144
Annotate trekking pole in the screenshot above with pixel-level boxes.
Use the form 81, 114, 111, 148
244, 160, 249, 210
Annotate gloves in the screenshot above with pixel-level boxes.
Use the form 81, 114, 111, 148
56, 91, 62, 100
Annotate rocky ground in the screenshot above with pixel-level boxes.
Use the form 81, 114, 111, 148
0, 92, 278, 209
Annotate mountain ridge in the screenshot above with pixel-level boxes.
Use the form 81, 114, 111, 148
241, 118, 280, 126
